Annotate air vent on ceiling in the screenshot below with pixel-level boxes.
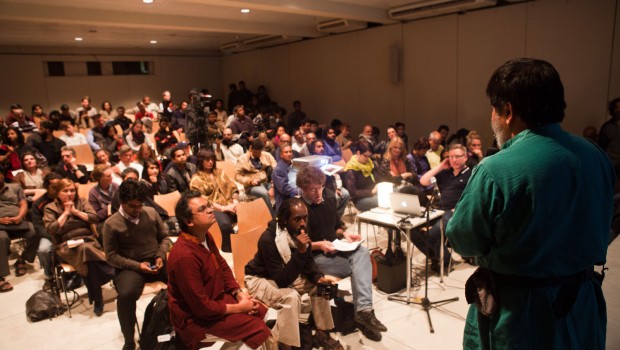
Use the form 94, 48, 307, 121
317, 19, 367, 33
243, 35, 288, 47
388, 0, 497, 20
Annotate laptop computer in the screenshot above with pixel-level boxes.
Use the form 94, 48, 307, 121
389, 192, 424, 217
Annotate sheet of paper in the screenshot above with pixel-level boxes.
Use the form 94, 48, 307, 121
331, 238, 363, 252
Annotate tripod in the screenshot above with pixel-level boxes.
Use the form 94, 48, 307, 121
388, 191, 458, 333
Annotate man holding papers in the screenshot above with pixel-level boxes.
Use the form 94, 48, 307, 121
297, 166, 387, 341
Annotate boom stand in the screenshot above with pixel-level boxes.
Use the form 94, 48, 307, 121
389, 192, 458, 333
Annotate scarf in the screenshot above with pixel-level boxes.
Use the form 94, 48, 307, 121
275, 227, 307, 289
390, 158, 407, 176
344, 155, 375, 182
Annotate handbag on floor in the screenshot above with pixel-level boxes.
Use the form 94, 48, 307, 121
25, 290, 65, 322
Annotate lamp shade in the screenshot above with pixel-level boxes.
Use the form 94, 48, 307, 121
377, 182, 394, 208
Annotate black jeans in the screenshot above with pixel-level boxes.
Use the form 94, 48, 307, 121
115, 264, 168, 343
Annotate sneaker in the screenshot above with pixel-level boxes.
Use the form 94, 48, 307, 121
354, 310, 388, 332
313, 330, 343, 350
355, 321, 382, 341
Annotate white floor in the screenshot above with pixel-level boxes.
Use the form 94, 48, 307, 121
1, 224, 619, 350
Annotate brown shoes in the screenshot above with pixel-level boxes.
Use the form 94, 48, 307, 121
313, 330, 344, 350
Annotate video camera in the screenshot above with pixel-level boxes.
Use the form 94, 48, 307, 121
316, 282, 339, 300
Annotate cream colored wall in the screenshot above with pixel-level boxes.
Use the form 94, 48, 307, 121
0, 51, 222, 114
222, 0, 620, 147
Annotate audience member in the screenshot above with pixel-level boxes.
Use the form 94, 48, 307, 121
395, 122, 409, 151
358, 124, 375, 148
159, 90, 174, 119
0, 168, 37, 292
59, 121, 88, 146
114, 146, 143, 180
171, 101, 188, 133
30, 104, 47, 122
30, 120, 65, 167
206, 111, 224, 145
30, 173, 63, 290
407, 137, 432, 188
379, 137, 416, 187
103, 180, 172, 350
373, 126, 397, 159
213, 127, 244, 163
273, 144, 300, 214
86, 114, 107, 151
437, 124, 450, 148
134, 101, 155, 133
141, 158, 169, 196
154, 117, 178, 157
113, 106, 132, 131
244, 198, 342, 350
322, 127, 342, 162
43, 178, 113, 316
465, 130, 484, 168
165, 144, 196, 193
235, 139, 276, 218
1, 126, 38, 181
343, 140, 381, 212
125, 120, 153, 153
9, 106, 38, 133
292, 129, 309, 157
75, 96, 98, 121
14, 152, 49, 195
189, 149, 238, 252
102, 123, 125, 156
100, 100, 117, 121
414, 143, 471, 274
55, 146, 88, 184
287, 100, 307, 134
213, 98, 228, 124
297, 166, 387, 341
229, 105, 254, 137
599, 97, 620, 176
88, 164, 119, 222
168, 190, 273, 349
426, 131, 444, 169
336, 123, 353, 151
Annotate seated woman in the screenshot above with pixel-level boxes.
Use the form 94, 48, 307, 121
136, 143, 161, 171
380, 136, 419, 188
465, 130, 484, 168
343, 140, 382, 212
141, 158, 169, 197
0, 126, 38, 182
125, 120, 154, 153
43, 178, 114, 316
189, 149, 238, 252
88, 164, 119, 223
15, 151, 49, 197
101, 123, 124, 158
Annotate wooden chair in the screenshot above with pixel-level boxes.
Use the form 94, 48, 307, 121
72, 143, 95, 171
231, 226, 264, 288
154, 191, 182, 217
53, 130, 64, 139
77, 182, 97, 200
236, 198, 272, 234
210, 220, 223, 251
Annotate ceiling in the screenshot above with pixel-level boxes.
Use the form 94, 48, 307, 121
0, 0, 517, 54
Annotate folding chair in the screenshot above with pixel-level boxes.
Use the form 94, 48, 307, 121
230, 226, 264, 288
236, 198, 271, 235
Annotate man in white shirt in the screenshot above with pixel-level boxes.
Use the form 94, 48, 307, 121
213, 127, 244, 163
114, 146, 143, 180
59, 121, 87, 146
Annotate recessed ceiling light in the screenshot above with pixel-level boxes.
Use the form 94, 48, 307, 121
150, 40, 158, 44
240, 8, 250, 13
75, 37, 83, 41
143, 0, 153, 4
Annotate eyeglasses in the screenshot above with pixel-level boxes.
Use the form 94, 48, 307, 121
192, 204, 214, 215
449, 154, 465, 159
305, 186, 324, 194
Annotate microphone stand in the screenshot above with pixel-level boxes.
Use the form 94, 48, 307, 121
410, 190, 458, 333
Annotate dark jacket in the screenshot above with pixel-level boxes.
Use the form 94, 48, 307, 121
164, 162, 197, 193
245, 220, 323, 288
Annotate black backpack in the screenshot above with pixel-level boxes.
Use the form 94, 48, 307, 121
140, 289, 185, 350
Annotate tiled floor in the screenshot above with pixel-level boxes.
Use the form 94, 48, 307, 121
1, 225, 619, 350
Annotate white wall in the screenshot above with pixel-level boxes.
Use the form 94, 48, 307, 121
221, 0, 620, 147
0, 49, 222, 115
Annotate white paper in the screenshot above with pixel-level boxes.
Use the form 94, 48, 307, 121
66, 239, 84, 248
331, 238, 363, 252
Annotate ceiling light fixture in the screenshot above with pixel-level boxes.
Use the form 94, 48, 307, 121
240, 8, 250, 13
150, 40, 158, 44
75, 37, 83, 41
143, 0, 153, 4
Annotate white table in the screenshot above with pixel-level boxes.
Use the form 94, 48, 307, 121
356, 209, 445, 301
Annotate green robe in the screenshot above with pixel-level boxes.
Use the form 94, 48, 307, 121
446, 124, 614, 350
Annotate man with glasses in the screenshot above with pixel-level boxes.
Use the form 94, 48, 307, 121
103, 180, 172, 350
297, 166, 387, 341
167, 190, 274, 350
413, 143, 471, 274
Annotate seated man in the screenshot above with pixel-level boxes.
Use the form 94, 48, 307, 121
273, 145, 300, 214
30, 173, 64, 290
235, 139, 276, 218
0, 168, 37, 292
55, 146, 89, 184
168, 190, 274, 350
103, 180, 172, 350
245, 198, 343, 350
59, 120, 88, 146
213, 127, 245, 163
86, 114, 107, 152
114, 145, 144, 180
296, 166, 387, 341
165, 144, 197, 193
414, 143, 471, 273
